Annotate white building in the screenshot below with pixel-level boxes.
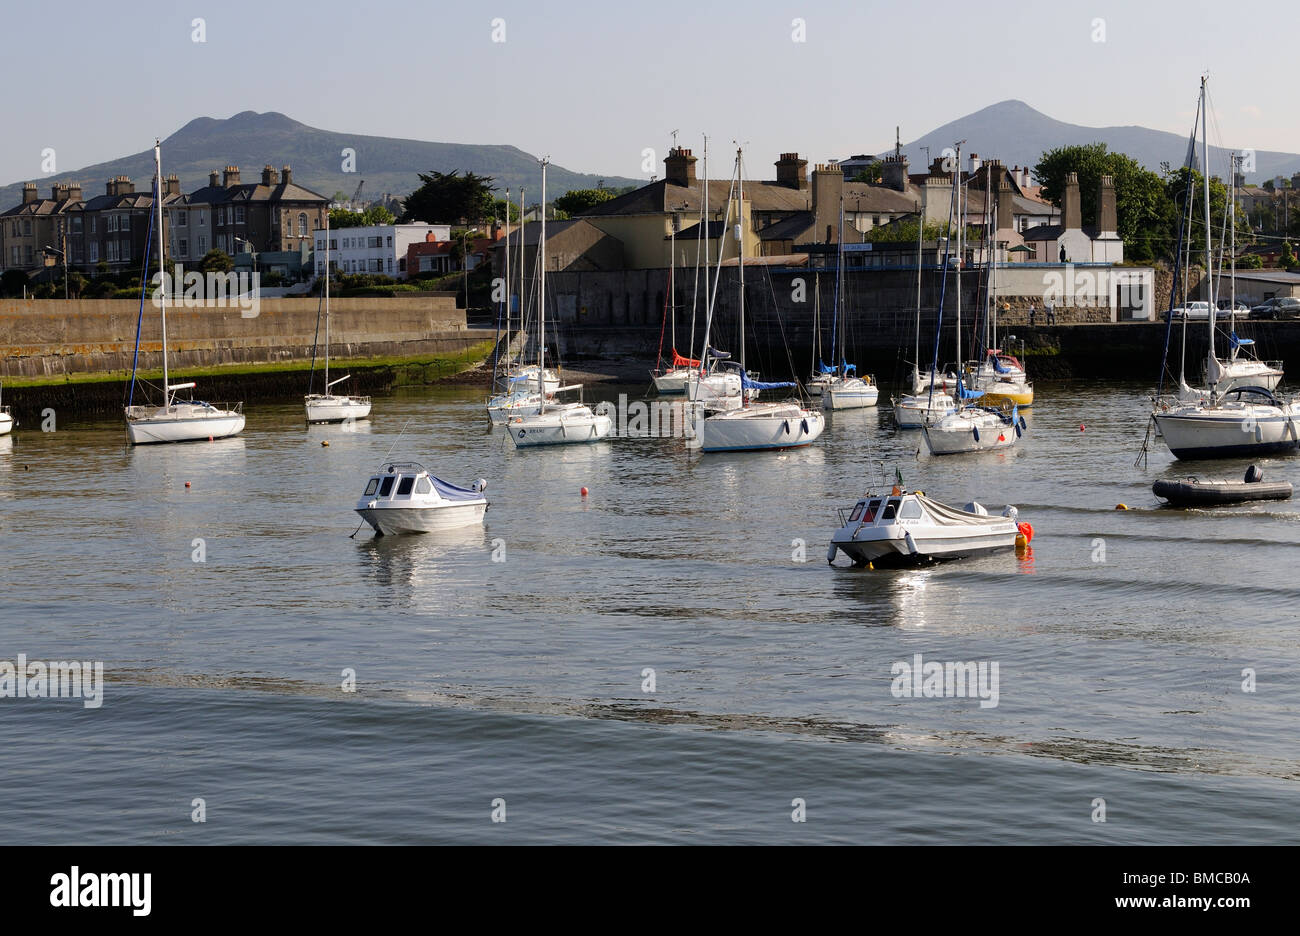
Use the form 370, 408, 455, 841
313, 223, 450, 279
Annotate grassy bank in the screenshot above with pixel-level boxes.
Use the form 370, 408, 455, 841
1, 340, 496, 390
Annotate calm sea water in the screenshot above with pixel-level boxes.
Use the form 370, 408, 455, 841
1, 379, 1297, 844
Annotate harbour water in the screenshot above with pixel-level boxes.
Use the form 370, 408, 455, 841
1, 380, 1297, 844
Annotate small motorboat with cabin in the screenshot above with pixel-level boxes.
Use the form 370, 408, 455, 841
828, 488, 1030, 567
355, 461, 487, 535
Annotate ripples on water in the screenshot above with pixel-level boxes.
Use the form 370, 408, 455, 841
1, 380, 1297, 844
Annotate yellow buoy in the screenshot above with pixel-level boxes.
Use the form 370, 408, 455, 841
1115, 503, 1128, 510
322, 440, 330, 447
1015, 533, 1028, 548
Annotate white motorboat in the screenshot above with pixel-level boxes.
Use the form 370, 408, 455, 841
0, 382, 12, 435
893, 390, 955, 429
828, 490, 1027, 568
124, 142, 244, 446
1153, 386, 1300, 459
306, 213, 371, 424
923, 403, 1024, 455
506, 158, 613, 449
824, 375, 879, 410
355, 461, 487, 535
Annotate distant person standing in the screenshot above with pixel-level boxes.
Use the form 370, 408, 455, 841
1029, 303, 1036, 326
1046, 298, 1055, 325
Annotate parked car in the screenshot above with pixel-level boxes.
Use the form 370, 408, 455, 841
1251, 297, 1300, 320
1170, 301, 1213, 320
1216, 299, 1251, 317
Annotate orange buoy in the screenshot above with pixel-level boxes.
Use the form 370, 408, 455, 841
321, 440, 330, 447
1016, 521, 1034, 544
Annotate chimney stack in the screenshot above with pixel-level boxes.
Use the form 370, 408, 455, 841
223, 166, 240, 187
281, 165, 293, 186
775, 152, 808, 189
881, 154, 909, 192
811, 163, 844, 244
997, 179, 1016, 232
970, 153, 982, 174
22, 183, 38, 204
1021, 167, 1031, 188
1062, 172, 1081, 230
261, 165, 279, 186
1097, 175, 1117, 234
68, 183, 82, 202
663, 148, 697, 187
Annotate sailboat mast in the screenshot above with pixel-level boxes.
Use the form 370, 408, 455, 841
538, 161, 547, 410
324, 209, 331, 389
518, 186, 525, 366
1229, 153, 1237, 337
1201, 77, 1215, 371
669, 225, 676, 353
915, 203, 923, 375
736, 147, 745, 377
954, 142, 963, 372
155, 140, 169, 404
702, 137, 709, 365
502, 187, 510, 386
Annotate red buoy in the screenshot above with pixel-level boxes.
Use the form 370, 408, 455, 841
580, 487, 589, 497
184, 481, 191, 488
1080, 424, 1086, 432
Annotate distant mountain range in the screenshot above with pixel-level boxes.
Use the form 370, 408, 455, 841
880, 100, 1300, 184
0, 111, 641, 210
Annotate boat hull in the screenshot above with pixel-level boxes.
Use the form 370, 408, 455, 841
0, 412, 11, 436
508, 410, 613, 446
1153, 410, 1300, 460
125, 407, 245, 445
832, 528, 1018, 567
893, 394, 953, 429
1153, 478, 1293, 506
978, 385, 1034, 407
305, 395, 372, 423
652, 369, 691, 394
922, 410, 1022, 455
698, 405, 825, 452
356, 502, 486, 535
824, 381, 879, 410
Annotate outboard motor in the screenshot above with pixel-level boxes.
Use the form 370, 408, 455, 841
1245, 464, 1264, 484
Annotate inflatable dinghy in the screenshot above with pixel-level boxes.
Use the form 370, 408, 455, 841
1153, 464, 1293, 507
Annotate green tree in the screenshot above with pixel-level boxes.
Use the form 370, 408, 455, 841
861, 218, 956, 244
1034, 143, 1174, 261
361, 204, 395, 226
490, 198, 520, 223
1282, 241, 1296, 268
400, 170, 496, 224
329, 208, 365, 228
199, 249, 234, 273
553, 188, 616, 217
849, 162, 883, 184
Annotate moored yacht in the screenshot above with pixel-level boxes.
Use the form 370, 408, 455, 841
355, 462, 487, 535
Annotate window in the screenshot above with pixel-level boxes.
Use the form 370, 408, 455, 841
317, 239, 324, 250
378, 476, 395, 497
329, 239, 336, 250
119, 242, 129, 262
415, 477, 432, 495
107, 241, 118, 261
120, 214, 129, 231
368, 236, 381, 248
370, 259, 381, 272
316, 261, 324, 273
23, 246, 33, 264
177, 212, 187, 227
364, 478, 379, 496
89, 217, 95, 234
22, 220, 31, 235
235, 206, 245, 223
899, 499, 923, 520
297, 213, 307, 236
420, 257, 432, 272
8, 247, 17, 265
387, 258, 393, 272
199, 212, 205, 226
398, 258, 406, 272
179, 238, 188, 256
88, 242, 98, 262
70, 217, 82, 233
217, 207, 225, 225
198, 235, 207, 252
107, 215, 117, 232
386, 236, 392, 247
848, 502, 864, 522
396, 477, 415, 497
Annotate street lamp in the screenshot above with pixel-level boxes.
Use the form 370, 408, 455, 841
43, 245, 68, 299
233, 236, 258, 274
460, 227, 479, 310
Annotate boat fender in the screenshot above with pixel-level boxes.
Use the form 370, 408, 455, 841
1016, 521, 1034, 544
826, 543, 838, 565
972, 427, 980, 442
783, 420, 790, 435
1019, 415, 1027, 431
475, 478, 488, 493
801, 418, 809, 434
1245, 464, 1264, 484
1002, 505, 1019, 521
1014, 423, 1021, 439
904, 531, 918, 555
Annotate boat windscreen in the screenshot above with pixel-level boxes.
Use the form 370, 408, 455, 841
364, 478, 379, 496
378, 476, 395, 497
397, 476, 415, 496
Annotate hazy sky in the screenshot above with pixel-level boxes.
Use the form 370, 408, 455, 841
4, 0, 1292, 186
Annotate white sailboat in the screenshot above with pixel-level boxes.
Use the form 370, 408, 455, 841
1153, 77, 1300, 460
690, 147, 824, 453
486, 189, 550, 425
306, 212, 372, 424
507, 158, 612, 448
822, 199, 878, 410
894, 212, 955, 427
124, 141, 245, 445
922, 143, 1024, 456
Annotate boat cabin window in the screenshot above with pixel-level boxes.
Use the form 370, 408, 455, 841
881, 499, 899, 521
396, 476, 415, 497
415, 477, 433, 495
364, 478, 379, 496
378, 476, 395, 497
861, 498, 882, 522
849, 501, 865, 522
899, 499, 923, 520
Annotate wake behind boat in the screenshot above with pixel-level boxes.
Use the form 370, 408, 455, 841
828, 488, 1030, 567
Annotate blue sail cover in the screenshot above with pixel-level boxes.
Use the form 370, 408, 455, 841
839, 359, 857, 374
707, 347, 731, 360
958, 385, 985, 400
1230, 331, 1254, 349
988, 353, 1011, 374
816, 360, 835, 374
741, 373, 796, 390
430, 475, 483, 502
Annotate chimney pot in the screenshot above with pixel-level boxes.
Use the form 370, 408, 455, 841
281, 165, 293, 186
663, 148, 697, 186
775, 152, 809, 189
223, 166, 241, 187
22, 183, 38, 204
